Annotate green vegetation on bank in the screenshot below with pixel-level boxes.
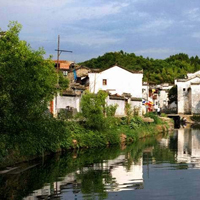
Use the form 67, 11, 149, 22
0, 22, 171, 168
59, 91, 169, 150
79, 51, 200, 84
0, 22, 69, 164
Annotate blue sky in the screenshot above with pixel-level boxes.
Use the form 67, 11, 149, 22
1, 0, 200, 62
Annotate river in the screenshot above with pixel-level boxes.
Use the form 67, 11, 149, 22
1, 127, 200, 200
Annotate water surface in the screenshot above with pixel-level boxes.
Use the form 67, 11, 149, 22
1, 128, 200, 200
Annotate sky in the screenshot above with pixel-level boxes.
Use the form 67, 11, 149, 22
1, 0, 200, 63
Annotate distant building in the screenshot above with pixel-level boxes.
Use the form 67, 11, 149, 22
51, 61, 90, 116
175, 70, 200, 114
148, 83, 174, 112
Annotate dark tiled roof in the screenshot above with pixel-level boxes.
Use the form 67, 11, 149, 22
131, 97, 142, 101
89, 65, 143, 74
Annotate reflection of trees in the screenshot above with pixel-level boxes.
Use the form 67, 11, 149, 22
0, 136, 161, 200
76, 170, 109, 200
124, 137, 158, 170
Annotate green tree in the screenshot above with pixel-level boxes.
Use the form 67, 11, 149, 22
168, 85, 177, 104
80, 90, 108, 130
0, 22, 58, 135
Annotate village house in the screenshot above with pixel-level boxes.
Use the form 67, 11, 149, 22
175, 70, 200, 114
88, 65, 143, 116
51, 61, 90, 116
142, 82, 149, 114
156, 83, 173, 110
148, 83, 173, 113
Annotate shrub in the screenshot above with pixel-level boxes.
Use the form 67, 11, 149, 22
105, 104, 118, 117
129, 116, 146, 129
80, 90, 108, 130
160, 113, 167, 117
144, 112, 162, 124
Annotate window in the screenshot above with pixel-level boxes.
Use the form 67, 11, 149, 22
103, 79, 107, 85
63, 71, 68, 76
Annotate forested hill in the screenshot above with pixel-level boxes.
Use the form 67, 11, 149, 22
79, 51, 200, 84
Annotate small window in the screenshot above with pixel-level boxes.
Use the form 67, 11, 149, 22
63, 71, 68, 76
103, 79, 107, 85
183, 88, 186, 91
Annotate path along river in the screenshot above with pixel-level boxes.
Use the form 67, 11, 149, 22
1, 127, 200, 200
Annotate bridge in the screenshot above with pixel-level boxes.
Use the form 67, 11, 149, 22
167, 114, 192, 128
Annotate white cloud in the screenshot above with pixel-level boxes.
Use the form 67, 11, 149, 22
192, 32, 200, 39
56, 2, 129, 22
184, 8, 200, 21
61, 31, 122, 46
133, 19, 174, 35
135, 48, 180, 56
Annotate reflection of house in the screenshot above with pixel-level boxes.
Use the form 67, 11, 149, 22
177, 128, 200, 168
23, 154, 143, 199
89, 66, 143, 116
109, 156, 143, 191
175, 70, 200, 114
23, 185, 51, 200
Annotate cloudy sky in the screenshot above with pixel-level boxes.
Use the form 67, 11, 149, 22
1, 0, 200, 62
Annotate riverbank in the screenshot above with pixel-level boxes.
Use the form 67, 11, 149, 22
0, 114, 173, 169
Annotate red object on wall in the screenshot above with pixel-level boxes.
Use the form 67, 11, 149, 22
50, 100, 54, 114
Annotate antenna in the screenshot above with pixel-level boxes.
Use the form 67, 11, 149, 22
54, 35, 73, 117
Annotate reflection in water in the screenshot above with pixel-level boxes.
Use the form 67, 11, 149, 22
23, 155, 144, 199
2, 128, 200, 200
1, 138, 154, 200
177, 128, 200, 168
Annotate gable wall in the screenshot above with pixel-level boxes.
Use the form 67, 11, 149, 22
191, 85, 200, 114
89, 66, 143, 97
177, 77, 200, 114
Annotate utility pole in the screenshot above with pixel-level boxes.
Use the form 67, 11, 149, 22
54, 35, 72, 117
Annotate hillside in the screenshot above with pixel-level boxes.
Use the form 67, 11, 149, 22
79, 51, 200, 84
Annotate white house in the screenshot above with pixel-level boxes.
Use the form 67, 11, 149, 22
175, 70, 200, 114
154, 83, 173, 111
89, 65, 143, 116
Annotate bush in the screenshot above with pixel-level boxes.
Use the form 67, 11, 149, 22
144, 112, 162, 124
129, 116, 146, 129
105, 104, 118, 117
80, 90, 108, 130
160, 113, 167, 117
58, 109, 73, 120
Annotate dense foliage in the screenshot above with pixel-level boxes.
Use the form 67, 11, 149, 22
79, 51, 200, 84
80, 90, 108, 130
0, 22, 171, 166
0, 22, 69, 158
168, 85, 177, 104
0, 22, 57, 135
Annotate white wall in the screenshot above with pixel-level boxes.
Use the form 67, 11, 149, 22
89, 66, 143, 98
177, 77, 200, 114
54, 95, 81, 115
130, 100, 142, 115
106, 98, 126, 116
142, 84, 149, 100
187, 70, 200, 79
191, 84, 200, 114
